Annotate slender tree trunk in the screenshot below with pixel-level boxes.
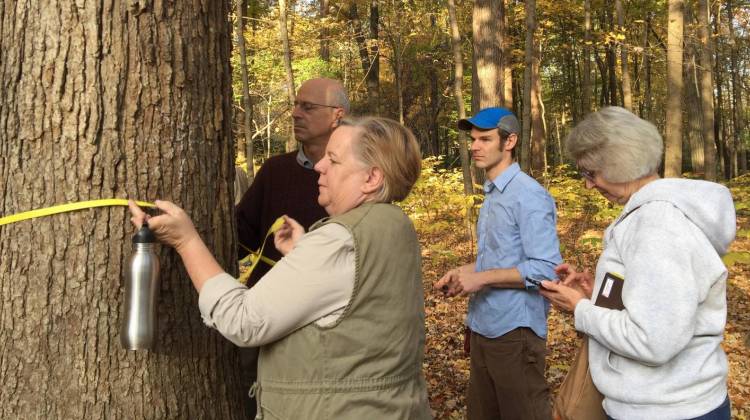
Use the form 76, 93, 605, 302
616, 0, 633, 111
728, 0, 746, 175
502, 0, 513, 109
697, 0, 716, 180
582, 0, 593, 114
665, 0, 684, 177
320, 0, 331, 61
368, 0, 380, 113
686, 53, 705, 174
714, 0, 728, 179
237, 0, 255, 184
279, 0, 296, 153
522, 0, 536, 172
448, 0, 477, 240
531, 36, 546, 176
641, 14, 653, 120
595, 51, 609, 107
0, 1, 246, 417
606, 46, 619, 105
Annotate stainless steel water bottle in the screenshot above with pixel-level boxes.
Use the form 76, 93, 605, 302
121, 221, 160, 350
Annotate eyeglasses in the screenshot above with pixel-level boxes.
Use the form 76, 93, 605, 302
293, 100, 341, 112
579, 168, 596, 181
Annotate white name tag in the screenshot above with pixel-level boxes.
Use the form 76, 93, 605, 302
602, 278, 614, 298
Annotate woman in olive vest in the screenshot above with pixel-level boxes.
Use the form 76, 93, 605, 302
129, 116, 431, 420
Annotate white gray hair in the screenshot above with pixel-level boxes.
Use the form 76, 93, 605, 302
565, 106, 663, 183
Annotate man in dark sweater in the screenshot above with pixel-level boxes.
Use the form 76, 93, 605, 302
236, 77, 349, 286
234, 77, 348, 419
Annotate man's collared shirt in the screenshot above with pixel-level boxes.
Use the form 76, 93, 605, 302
467, 162, 562, 339
296, 148, 315, 169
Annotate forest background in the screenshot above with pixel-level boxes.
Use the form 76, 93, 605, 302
0, 0, 748, 418
234, 0, 750, 418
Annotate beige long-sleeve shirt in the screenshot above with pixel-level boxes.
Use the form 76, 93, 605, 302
198, 223, 355, 347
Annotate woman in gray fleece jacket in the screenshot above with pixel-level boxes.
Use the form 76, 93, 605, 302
540, 107, 735, 420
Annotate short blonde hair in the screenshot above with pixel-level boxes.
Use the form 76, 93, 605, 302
566, 106, 663, 183
340, 117, 422, 202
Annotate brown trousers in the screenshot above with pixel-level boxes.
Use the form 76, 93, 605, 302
467, 327, 551, 420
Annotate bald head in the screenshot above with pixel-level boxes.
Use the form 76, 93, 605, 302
297, 78, 350, 113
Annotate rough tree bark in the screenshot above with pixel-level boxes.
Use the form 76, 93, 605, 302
472, 0, 506, 109
665, 0, 685, 177
0, 1, 246, 418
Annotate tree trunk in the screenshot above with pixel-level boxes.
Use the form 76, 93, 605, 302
449, 0, 474, 195
582, 0, 593, 115
502, 0, 513, 109
728, 0, 746, 175
531, 36, 546, 176
641, 14, 653, 120
0, 1, 246, 418
237, 0, 255, 184
448, 0, 477, 239
320, 0, 331, 61
606, 44, 619, 105
368, 0, 380, 113
686, 53, 705, 174
616, 0, 633, 111
697, 0, 717, 181
279, 0, 297, 153
664, 0, 684, 177
473, 0, 505, 108
714, 0, 728, 179
522, 0, 536, 172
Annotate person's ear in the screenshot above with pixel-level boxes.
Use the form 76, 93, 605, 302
332, 108, 345, 128
361, 167, 384, 195
504, 133, 518, 151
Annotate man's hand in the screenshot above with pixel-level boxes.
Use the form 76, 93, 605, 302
434, 267, 484, 297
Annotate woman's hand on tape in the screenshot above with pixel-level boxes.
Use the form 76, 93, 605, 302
274, 215, 304, 256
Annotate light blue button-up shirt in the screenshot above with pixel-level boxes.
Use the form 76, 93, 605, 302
466, 162, 562, 339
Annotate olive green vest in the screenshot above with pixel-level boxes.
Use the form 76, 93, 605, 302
254, 203, 431, 420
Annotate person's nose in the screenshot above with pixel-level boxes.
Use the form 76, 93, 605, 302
292, 103, 304, 119
314, 159, 326, 174
470, 139, 480, 153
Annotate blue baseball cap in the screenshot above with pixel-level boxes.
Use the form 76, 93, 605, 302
458, 107, 520, 134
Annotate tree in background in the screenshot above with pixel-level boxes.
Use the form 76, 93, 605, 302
0, 1, 246, 417
665, 0, 685, 177
279, 0, 297, 152
697, 0, 717, 181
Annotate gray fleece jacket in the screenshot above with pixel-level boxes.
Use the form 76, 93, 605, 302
574, 178, 736, 419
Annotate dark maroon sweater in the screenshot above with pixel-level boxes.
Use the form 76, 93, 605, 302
235, 151, 329, 286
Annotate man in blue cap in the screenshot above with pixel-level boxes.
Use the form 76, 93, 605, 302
435, 107, 561, 420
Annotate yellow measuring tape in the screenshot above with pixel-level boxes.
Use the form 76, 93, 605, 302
0, 199, 156, 226
0, 198, 284, 284
238, 217, 285, 285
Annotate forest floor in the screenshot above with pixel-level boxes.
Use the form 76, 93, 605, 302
416, 169, 750, 419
